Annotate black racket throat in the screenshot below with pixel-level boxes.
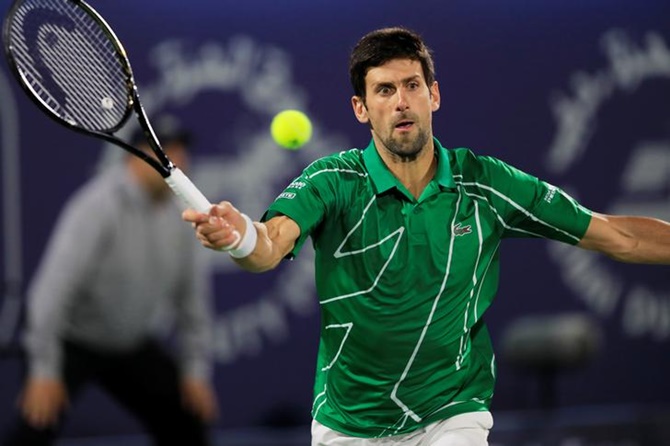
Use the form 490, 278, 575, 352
127, 93, 175, 178
90, 128, 174, 179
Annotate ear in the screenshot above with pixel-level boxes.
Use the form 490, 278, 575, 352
351, 95, 369, 123
430, 81, 441, 112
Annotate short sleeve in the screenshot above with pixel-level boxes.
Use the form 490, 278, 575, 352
473, 155, 592, 244
262, 158, 339, 257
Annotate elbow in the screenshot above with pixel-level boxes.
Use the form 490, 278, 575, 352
232, 256, 282, 273
244, 263, 277, 273
602, 237, 639, 263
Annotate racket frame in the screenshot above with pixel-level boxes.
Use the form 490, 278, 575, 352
2, 0, 174, 178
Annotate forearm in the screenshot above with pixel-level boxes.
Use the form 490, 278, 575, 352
184, 203, 301, 271
25, 281, 67, 379
25, 188, 108, 378
232, 220, 293, 272
25, 228, 93, 379
580, 213, 670, 264
176, 249, 214, 380
176, 322, 212, 380
25, 331, 62, 379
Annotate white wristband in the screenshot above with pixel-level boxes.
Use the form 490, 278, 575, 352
229, 213, 257, 258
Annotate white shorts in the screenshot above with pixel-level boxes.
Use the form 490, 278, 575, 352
311, 411, 494, 446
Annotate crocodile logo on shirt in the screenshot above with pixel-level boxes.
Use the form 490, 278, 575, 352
453, 222, 472, 236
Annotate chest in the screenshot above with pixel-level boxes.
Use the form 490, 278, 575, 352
315, 187, 502, 294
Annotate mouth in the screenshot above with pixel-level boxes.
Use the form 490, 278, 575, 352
394, 119, 414, 131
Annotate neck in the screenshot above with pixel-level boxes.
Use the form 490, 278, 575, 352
377, 138, 437, 199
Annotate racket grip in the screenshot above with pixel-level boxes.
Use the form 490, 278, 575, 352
165, 168, 212, 213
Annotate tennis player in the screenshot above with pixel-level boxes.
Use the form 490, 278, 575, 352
184, 27, 670, 446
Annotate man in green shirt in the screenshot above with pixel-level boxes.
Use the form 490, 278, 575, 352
184, 27, 670, 445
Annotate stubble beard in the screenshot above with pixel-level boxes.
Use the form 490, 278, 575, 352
381, 125, 430, 163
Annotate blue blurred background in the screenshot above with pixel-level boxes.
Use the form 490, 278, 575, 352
0, 0, 668, 444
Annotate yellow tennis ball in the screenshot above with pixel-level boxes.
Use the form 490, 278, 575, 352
270, 109, 312, 150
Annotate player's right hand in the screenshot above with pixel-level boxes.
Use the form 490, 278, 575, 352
19, 377, 68, 428
182, 201, 246, 251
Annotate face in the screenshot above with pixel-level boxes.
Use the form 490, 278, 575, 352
352, 59, 440, 162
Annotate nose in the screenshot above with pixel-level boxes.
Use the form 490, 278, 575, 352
395, 90, 409, 111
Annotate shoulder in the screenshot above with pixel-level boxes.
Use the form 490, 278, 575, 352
303, 149, 365, 174
301, 148, 367, 181
447, 147, 488, 180
447, 147, 529, 183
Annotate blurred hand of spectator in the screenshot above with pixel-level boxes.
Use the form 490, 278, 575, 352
19, 377, 68, 429
181, 377, 218, 423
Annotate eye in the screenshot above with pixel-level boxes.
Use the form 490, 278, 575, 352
377, 85, 394, 96
407, 81, 420, 90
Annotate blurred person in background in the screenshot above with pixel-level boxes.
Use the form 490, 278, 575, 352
2, 115, 218, 446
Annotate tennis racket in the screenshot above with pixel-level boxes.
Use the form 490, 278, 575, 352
2, 0, 213, 214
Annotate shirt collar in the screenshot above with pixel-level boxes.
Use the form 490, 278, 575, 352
362, 137, 456, 195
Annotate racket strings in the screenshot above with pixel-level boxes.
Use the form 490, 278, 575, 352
7, 0, 131, 132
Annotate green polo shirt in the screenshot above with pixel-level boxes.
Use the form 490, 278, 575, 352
264, 138, 592, 438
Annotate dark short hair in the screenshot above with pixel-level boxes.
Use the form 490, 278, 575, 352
349, 27, 436, 100
130, 114, 192, 149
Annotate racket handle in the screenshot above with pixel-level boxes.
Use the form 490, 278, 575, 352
165, 167, 211, 213
166, 168, 242, 250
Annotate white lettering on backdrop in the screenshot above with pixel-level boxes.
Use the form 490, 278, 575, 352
546, 30, 670, 341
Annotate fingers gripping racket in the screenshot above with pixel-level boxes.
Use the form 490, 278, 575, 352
2, 0, 213, 214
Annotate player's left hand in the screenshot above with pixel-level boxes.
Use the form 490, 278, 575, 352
180, 377, 219, 423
